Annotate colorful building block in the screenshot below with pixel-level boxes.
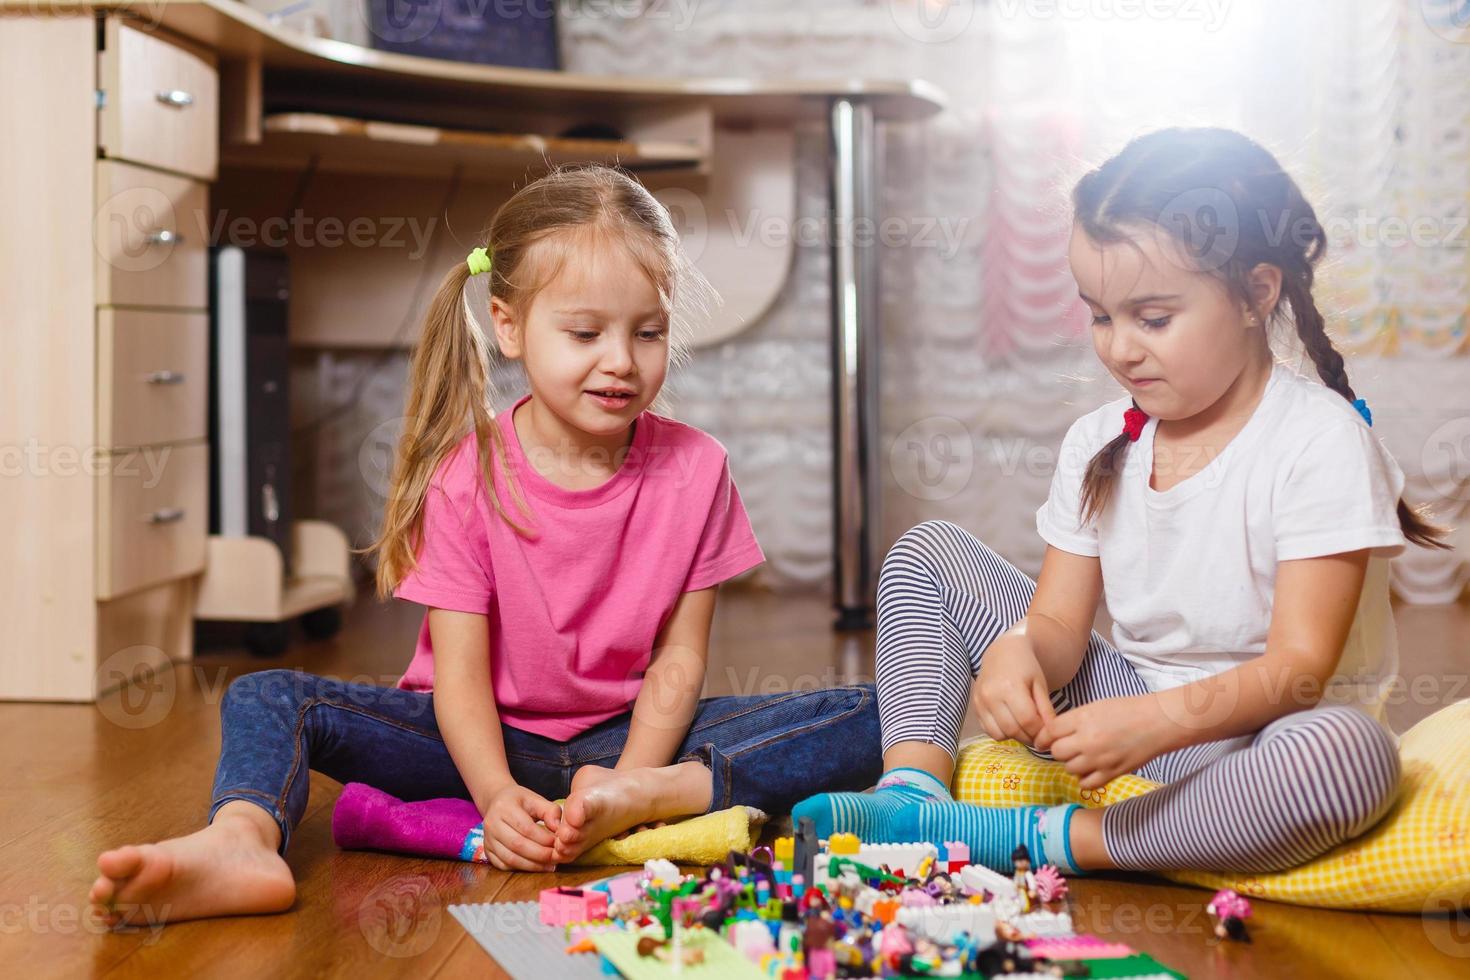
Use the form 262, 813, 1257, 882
896, 901, 998, 943
959, 862, 1018, 900
814, 842, 938, 886
1024, 935, 1135, 960
539, 887, 609, 927
940, 840, 970, 873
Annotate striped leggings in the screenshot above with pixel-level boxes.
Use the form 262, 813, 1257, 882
875, 520, 1402, 873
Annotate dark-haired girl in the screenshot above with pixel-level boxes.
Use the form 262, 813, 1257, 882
796, 128, 1451, 875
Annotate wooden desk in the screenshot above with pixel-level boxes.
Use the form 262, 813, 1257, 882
0, 0, 942, 698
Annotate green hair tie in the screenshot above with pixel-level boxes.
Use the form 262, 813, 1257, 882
466, 246, 492, 276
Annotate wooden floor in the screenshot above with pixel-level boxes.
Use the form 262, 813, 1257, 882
5, 587, 1469, 978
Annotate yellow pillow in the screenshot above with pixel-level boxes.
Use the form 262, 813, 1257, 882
569, 805, 763, 867
952, 700, 1470, 912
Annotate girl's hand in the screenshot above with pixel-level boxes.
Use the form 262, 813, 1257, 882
973, 631, 1057, 746
480, 784, 563, 872
1035, 695, 1172, 790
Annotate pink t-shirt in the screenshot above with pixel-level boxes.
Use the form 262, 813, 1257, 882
392, 395, 765, 740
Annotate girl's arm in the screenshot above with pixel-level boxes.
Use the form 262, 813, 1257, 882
429, 608, 561, 869
429, 609, 515, 806
1147, 548, 1372, 750
616, 586, 717, 771
1039, 549, 1371, 788
1023, 546, 1105, 687
972, 546, 1100, 743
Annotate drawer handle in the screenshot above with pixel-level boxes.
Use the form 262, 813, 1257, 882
147, 507, 186, 525
146, 370, 186, 385
155, 89, 194, 108
145, 229, 183, 246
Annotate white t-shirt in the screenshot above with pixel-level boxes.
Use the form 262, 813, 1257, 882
1035, 361, 1407, 719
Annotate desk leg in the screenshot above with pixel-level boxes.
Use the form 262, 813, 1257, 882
828, 98, 880, 630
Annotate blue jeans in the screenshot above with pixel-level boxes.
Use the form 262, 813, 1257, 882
208, 669, 882, 856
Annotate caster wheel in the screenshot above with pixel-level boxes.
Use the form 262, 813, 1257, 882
244, 622, 290, 658
301, 606, 343, 641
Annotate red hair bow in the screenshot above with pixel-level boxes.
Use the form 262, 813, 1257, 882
1122, 406, 1149, 442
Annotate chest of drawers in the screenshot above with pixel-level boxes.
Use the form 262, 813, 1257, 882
1, 14, 216, 699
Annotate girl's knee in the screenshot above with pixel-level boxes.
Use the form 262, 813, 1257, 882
1267, 706, 1401, 830
222, 669, 316, 715
794, 683, 877, 720
881, 520, 989, 582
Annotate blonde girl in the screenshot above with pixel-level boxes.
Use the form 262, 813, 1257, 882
89, 166, 882, 925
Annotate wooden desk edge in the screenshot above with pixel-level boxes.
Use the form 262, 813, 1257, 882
1, 0, 948, 121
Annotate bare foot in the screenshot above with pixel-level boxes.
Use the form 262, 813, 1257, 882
87, 804, 296, 927
566, 766, 663, 840
569, 763, 620, 797
554, 762, 711, 863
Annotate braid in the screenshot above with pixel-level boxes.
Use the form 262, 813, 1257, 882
1278, 221, 1450, 550
1282, 269, 1357, 403
1268, 204, 1355, 399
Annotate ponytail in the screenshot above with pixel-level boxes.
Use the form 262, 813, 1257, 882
1077, 411, 1137, 527
366, 259, 533, 601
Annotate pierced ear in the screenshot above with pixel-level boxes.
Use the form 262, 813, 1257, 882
490, 297, 522, 359
1246, 263, 1283, 324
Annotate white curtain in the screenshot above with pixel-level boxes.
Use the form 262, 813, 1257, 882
301, 0, 1470, 601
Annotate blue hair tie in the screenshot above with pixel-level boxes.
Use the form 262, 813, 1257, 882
1352, 397, 1373, 427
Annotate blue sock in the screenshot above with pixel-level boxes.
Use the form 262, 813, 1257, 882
790, 767, 952, 841
897, 801, 1082, 875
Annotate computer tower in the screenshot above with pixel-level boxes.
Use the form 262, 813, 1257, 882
209, 247, 293, 573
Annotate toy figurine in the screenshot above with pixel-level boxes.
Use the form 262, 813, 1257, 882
972, 939, 1038, 976
636, 933, 706, 966
794, 816, 820, 887
1032, 864, 1069, 912
1011, 845, 1036, 914
803, 914, 837, 978
1207, 888, 1253, 943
